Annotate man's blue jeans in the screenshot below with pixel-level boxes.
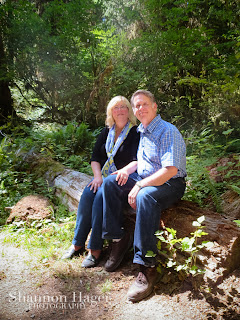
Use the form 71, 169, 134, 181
102, 173, 186, 267
72, 183, 104, 250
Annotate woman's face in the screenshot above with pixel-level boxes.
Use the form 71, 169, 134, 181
112, 102, 129, 127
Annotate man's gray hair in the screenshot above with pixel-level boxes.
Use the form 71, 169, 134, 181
130, 90, 156, 108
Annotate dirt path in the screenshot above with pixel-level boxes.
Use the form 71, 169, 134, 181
1, 239, 240, 320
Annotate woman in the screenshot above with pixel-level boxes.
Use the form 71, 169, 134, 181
62, 96, 140, 268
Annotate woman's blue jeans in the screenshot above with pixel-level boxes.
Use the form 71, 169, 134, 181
72, 183, 104, 250
102, 173, 186, 267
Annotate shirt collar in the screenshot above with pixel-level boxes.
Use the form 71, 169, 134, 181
137, 115, 162, 133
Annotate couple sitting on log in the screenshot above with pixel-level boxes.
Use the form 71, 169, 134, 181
62, 90, 187, 303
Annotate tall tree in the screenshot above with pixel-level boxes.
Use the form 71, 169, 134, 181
113, 0, 240, 130
0, 0, 111, 127
0, 1, 16, 125
0, 33, 15, 125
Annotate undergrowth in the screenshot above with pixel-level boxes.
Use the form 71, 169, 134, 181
183, 125, 240, 211
0, 206, 76, 264
0, 122, 98, 225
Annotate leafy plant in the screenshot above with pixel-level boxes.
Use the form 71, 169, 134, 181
19, 122, 95, 171
183, 125, 240, 211
203, 170, 222, 213
234, 220, 240, 228
147, 216, 213, 278
183, 157, 223, 211
230, 185, 240, 195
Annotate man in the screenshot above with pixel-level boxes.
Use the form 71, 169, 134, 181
102, 90, 187, 302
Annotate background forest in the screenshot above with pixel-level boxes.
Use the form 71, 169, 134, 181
0, 0, 240, 225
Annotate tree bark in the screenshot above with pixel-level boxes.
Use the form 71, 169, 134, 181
54, 168, 92, 213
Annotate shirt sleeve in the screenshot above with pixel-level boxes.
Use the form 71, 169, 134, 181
160, 127, 185, 169
90, 127, 108, 164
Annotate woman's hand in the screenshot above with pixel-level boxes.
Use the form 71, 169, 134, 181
89, 161, 103, 193
88, 176, 103, 193
111, 168, 129, 186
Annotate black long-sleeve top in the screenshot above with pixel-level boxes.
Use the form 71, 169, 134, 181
90, 126, 140, 170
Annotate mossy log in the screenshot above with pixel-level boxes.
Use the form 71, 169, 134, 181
26, 154, 92, 213
54, 169, 92, 212
27, 155, 240, 282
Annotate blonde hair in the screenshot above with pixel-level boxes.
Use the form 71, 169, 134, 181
105, 96, 137, 128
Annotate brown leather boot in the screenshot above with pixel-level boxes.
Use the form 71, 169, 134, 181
127, 265, 160, 302
104, 233, 133, 272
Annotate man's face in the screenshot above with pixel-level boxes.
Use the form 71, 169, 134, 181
133, 94, 157, 127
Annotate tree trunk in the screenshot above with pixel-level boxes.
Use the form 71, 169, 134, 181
0, 33, 16, 125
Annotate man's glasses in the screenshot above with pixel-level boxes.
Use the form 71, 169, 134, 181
134, 103, 152, 110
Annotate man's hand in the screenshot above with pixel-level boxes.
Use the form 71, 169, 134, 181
128, 184, 141, 210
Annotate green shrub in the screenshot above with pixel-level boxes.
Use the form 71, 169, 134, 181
146, 216, 214, 278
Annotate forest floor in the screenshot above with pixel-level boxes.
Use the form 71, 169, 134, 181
0, 234, 240, 320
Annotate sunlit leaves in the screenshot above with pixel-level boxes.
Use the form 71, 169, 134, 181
150, 215, 214, 277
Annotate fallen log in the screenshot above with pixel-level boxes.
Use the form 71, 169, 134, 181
25, 154, 240, 282
54, 169, 92, 213
26, 154, 92, 213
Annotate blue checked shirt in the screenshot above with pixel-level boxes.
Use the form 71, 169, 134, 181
137, 115, 187, 179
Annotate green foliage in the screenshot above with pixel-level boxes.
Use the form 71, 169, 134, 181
234, 220, 240, 228
112, 0, 240, 130
147, 216, 213, 277
183, 125, 240, 211
0, 135, 55, 225
102, 0, 139, 31
184, 159, 223, 212
0, 121, 95, 225
1, 0, 240, 130
1, 0, 111, 127
14, 122, 95, 171
42, 122, 94, 166
230, 185, 240, 196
